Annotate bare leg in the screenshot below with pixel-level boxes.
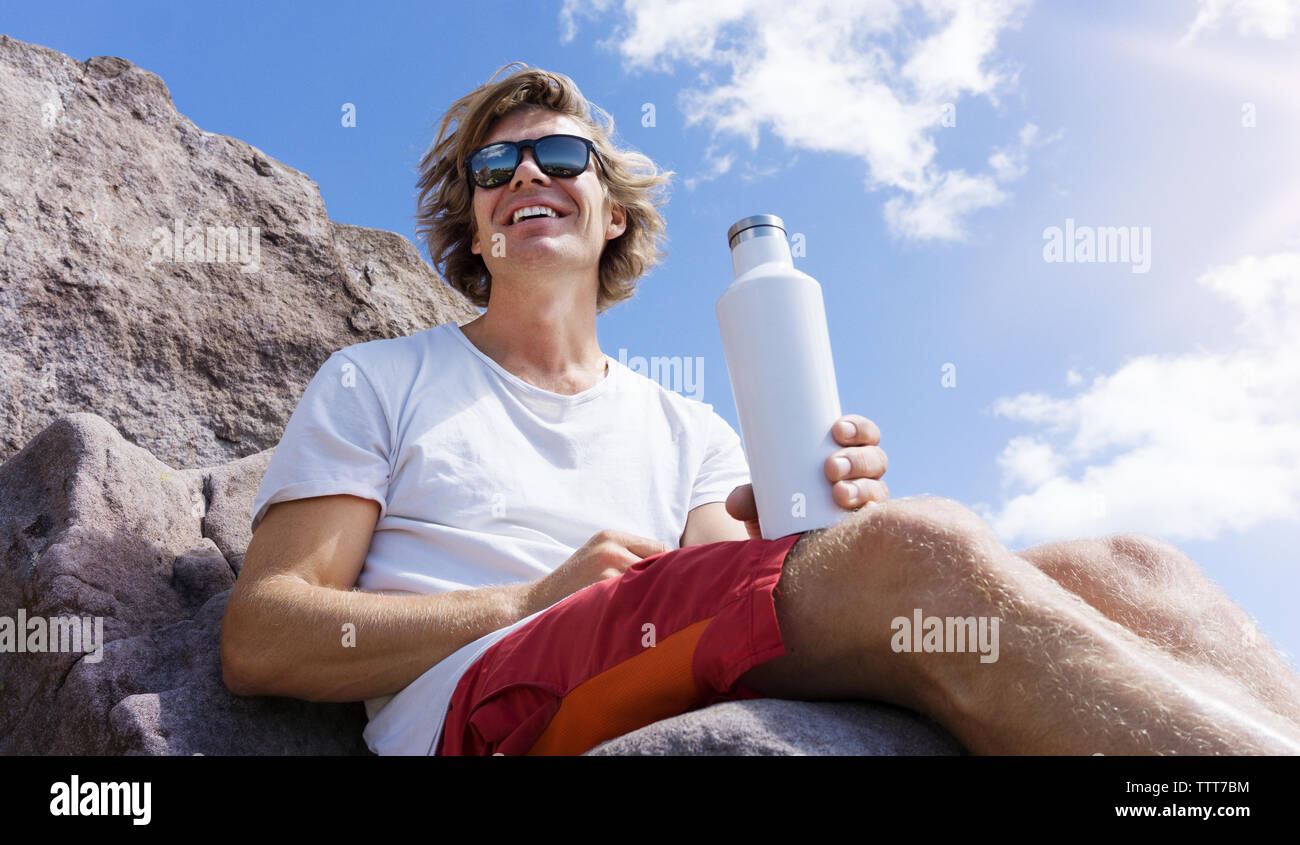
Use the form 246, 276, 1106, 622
1017, 536, 1300, 726
738, 497, 1300, 754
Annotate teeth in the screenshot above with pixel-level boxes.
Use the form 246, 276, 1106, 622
511, 205, 559, 224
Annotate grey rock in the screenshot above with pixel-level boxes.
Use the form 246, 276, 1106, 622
170, 538, 234, 610
586, 698, 966, 756
0, 413, 368, 754
199, 448, 272, 575
0, 33, 479, 469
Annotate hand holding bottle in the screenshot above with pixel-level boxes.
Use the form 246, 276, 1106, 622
725, 414, 889, 539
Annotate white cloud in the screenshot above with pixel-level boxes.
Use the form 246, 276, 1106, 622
681, 144, 735, 190
883, 169, 1005, 240
982, 250, 1300, 545
902, 0, 1020, 99
560, 0, 1034, 241
997, 436, 1064, 488
560, 0, 618, 44
987, 122, 1055, 181
1182, 0, 1299, 42
885, 120, 1055, 238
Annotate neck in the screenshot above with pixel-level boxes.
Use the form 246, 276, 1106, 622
459, 271, 606, 396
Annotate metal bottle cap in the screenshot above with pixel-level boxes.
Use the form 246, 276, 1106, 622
727, 214, 786, 249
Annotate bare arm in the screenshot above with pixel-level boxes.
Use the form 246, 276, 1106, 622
680, 501, 750, 546
220, 494, 536, 702
220, 495, 668, 703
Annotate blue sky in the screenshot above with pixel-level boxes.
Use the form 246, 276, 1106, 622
7, 1, 1299, 661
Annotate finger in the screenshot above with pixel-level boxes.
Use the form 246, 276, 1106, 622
607, 531, 671, 559
832, 477, 889, 510
832, 415, 882, 446
725, 484, 758, 522
825, 445, 888, 482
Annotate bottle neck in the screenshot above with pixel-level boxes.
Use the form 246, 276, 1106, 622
731, 231, 793, 278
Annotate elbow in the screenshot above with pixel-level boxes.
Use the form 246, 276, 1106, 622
220, 601, 270, 697
219, 634, 256, 697
220, 637, 258, 697
220, 596, 323, 700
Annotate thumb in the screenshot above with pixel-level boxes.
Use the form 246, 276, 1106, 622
725, 484, 758, 522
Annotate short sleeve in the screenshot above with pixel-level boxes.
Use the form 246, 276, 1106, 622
688, 410, 752, 511
250, 350, 392, 533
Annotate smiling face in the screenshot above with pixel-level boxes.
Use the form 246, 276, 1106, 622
468, 108, 626, 285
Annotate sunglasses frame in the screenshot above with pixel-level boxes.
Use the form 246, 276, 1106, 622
464, 133, 608, 190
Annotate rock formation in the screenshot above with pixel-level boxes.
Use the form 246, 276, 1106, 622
1, 413, 365, 754
589, 699, 964, 755
0, 33, 479, 469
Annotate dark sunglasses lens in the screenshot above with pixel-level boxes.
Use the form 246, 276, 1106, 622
535, 136, 591, 177
469, 136, 592, 187
470, 142, 517, 187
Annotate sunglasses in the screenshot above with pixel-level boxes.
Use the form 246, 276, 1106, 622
465, 133, 607, 190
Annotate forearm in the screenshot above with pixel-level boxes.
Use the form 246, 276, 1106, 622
916, 556, 1300, 755
221, 574, 543, 702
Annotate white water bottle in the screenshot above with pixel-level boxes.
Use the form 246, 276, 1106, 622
717, 214, 850, 540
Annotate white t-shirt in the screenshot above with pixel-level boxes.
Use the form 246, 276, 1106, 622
249, 321, 752, 755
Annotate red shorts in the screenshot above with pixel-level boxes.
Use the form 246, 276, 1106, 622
435, 532, 806, 756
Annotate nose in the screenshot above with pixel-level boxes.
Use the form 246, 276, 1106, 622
512, 146, 550, 187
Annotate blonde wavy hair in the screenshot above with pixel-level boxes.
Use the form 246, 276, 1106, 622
414, 63, 673, 313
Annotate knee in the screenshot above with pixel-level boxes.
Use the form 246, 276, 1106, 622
1103, 533, 1198, 588
840, 495, 1000, 569
1027, 533, 1199, 602
878, 495, 996, 543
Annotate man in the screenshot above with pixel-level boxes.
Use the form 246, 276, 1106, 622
220, 63, 1300, 755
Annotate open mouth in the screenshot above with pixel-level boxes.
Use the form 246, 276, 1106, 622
508, 205, 567, 226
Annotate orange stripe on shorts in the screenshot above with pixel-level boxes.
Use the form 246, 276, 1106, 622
526, 616, 715, 755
